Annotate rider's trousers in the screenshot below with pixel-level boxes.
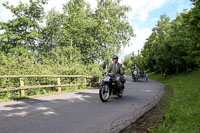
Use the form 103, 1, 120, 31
115, 74, 123, 89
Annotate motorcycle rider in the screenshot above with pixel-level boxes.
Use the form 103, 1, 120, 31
107, 55, 125, 90
132, 64, 140, 76
132, 64, 139, 72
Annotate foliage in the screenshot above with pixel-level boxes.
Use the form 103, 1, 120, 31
0, 0, 134, 99
94, 0, 134, 66
41, 0, 134, 64
0, 0, 47, 53
140, 0, 200, 74
123, 52, 145, 75
0, 0, 134, 63
0, 48, 101, 100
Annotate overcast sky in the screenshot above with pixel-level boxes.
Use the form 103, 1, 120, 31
0, 0, 193, 61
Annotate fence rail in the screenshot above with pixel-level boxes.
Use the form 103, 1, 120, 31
0, 75, 93, 78
0, 75, 100, 96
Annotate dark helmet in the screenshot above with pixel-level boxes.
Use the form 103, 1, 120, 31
112, 55, 118, 59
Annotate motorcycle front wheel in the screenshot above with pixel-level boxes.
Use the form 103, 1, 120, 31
99, 84, 110, 102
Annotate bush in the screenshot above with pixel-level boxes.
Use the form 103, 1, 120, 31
0, 47, 102, 100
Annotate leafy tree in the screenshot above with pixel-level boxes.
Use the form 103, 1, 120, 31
39, 9, 62, 54
141, 14, 171, 73
95, 0, 134, 67
141, 6, 200, 74
59, 0, 96, 64
0, 0, 47, 53
168, 11, 194, 73
186, 0, 200, 66
41, 0, 134, 65
123, 52, 145, 74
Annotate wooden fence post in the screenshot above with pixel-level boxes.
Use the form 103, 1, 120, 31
20, 78, 25, 97
0, 75, 95, 94
76, 77, 78, 89
84, 78, 87, 88
70, 82, 72, 89
57, 78, 61, 92
98, 76, 101, 84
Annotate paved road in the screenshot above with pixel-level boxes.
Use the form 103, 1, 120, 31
0, 76, 164, 133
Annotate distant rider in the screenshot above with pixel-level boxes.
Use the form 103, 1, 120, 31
132, 64, 139, 72
132, 64, 140, 76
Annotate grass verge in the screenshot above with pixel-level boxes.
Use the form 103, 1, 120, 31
121, 85, 173, 133
150, 70, 200, 133
122, 69, 200, 133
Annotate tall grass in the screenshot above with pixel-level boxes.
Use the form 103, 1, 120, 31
150, 70, 200, 133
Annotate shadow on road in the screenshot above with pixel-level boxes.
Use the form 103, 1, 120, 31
0, 90, 98, 119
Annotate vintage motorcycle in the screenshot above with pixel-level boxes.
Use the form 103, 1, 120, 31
99, 73, 125, 102
132, 69, 148, 82
132, 70, 138, 82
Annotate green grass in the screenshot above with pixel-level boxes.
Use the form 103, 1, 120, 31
149, 70, 200, 133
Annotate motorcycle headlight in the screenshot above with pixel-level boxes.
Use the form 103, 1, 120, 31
105, 76, 111, 82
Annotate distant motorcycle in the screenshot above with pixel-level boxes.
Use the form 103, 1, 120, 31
132, 70, 138, 82
99, 73, 125, 102
132, 69, 148, 82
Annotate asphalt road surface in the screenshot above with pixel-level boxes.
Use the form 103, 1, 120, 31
0, 76, 164, 133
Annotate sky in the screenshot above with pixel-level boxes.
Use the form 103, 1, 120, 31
0, 0, 194, 61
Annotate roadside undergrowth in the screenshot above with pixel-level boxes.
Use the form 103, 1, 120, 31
122, 69, 200, 133
121, 85, 173, 133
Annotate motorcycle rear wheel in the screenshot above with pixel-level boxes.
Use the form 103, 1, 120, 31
99, 84, 110, 102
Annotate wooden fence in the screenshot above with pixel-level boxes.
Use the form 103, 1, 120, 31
0, 75, 100, 96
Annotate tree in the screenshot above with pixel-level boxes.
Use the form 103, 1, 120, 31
141, 8, 199, 74
141, 14, 171, 73
168, 11, 194, 73
186, 0, 200, 66
123, 53, 145, 74
41, 0, 134, 65
0, 0, 47, 53
39, 9, 62, 54
95, 0, 134, 67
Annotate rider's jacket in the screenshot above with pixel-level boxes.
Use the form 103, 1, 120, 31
132, 66, 139, 72
107, 63, 124, 75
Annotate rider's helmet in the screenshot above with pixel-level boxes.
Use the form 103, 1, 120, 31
112, 55, 118, 59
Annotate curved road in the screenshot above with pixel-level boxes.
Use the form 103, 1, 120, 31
0, 76, 164, 133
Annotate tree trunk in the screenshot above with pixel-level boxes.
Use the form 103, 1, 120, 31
176, 67, 179, 74
70, 38, 73, 62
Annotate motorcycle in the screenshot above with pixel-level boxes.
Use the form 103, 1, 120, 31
132, 70, 138, 82
132, 69, 148, 82
99, 73, 125, 102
